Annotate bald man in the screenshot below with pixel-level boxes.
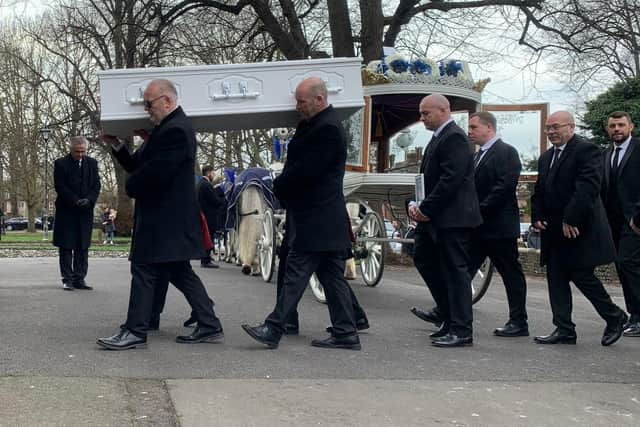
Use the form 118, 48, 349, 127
408, 94, 482, 347
242, 77, 361, 350
531, 110, 626, 346
99, 79, 224, 350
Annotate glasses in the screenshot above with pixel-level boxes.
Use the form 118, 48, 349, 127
544, 123, 572, 133
143, 95, 165, 108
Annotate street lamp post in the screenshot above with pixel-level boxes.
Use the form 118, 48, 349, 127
40, 125, 51, 241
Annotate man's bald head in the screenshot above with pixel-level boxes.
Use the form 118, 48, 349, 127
419, 94, 452, 131
545, 110, 576, 146
143, 79, 178, 125
295, 76, 329, 120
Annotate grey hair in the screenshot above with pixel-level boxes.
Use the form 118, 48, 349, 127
69, 136, 88, 147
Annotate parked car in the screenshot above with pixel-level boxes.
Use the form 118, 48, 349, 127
4, 216, 28, 231
521, 222, 541, 249
35, 215, 55, 230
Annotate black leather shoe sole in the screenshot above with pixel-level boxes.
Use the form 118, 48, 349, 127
431, 338, 473, 348
241, 325, 279, 349
623, 327, 640, 337
176, 330, 224, 344
311, 339, 361, 350
533, 335, 576, 344
96, 339, 147, 350
494, 328, 529, 337
410, 307, 442, 326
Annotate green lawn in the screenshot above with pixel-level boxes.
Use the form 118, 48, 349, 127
0, 230, 131, 250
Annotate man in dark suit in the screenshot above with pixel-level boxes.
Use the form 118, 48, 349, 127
531, 110, 626, 346
98, 79, 223, 350
198, 165, 224, 269
241, 76, 361, 350
408, 94, 482, 348
601, 111, 640, 337
52, 136, 101, 291
466, 112, 529, 337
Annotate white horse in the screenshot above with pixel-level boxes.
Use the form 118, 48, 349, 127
236, 184, 267, 275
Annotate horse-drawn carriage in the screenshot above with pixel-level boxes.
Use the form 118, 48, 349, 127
98, 56, 495, 304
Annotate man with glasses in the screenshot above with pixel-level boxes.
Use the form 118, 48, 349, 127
531, 110, 626, 346
98, 79, 223, 350
601, 111, 640, 337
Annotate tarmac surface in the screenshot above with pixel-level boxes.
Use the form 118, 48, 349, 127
1, 257, 639, 426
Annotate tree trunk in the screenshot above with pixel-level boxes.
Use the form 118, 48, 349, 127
359, 0, 384, 63
328, 0, 355, 58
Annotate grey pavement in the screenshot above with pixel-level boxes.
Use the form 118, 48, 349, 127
1, 257, 639, 426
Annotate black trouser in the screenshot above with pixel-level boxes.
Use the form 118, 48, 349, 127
266, 250, 357, 337
546, 249, 622, 332
124, 261, 221, 338
277, 243, 367, 329
59, 247, 88, 285
610, 221, 640, 320
413, 227, 474, 337
468, 237, 528, 326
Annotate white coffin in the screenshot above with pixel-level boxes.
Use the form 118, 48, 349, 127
99, 58, 365, 136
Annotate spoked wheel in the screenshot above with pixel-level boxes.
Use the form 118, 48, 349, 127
471, 257, 493, 305
358, 212, 385, 287
258, 208, 276, 283
309, 272, 326, 303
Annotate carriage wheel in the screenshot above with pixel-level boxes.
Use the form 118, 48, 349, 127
471, 257, 493, 305
258, 208, 276, 283
359, 212, 385, 287
309, 273, 326, 304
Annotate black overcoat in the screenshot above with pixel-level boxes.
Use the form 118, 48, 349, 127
273, 106, 350, 253
417, 121, 482, 232
198, 177, 225, 235
531, 135, 615, 268
113, 107, 205, 263
473, 139, 521, 239
52, 154, 101, 249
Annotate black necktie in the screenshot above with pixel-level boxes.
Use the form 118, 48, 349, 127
550, 148, 560, 169
474, 149, 483, 168
610, 146, 622, 184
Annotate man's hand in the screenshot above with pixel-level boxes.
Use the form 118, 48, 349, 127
533, 220, 547, 231
101, 134, 120, 146
562, 223, 580, 239
630, 218, 640, 236
408, 204, 430, 222
133, 129, 150, 142
75, 198, 90, 208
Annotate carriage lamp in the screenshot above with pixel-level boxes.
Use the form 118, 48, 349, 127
40, 124, 51, 241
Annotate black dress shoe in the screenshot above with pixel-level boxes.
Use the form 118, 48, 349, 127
241, 323, 281, 349
494, 322, 529, 337
283, 324, 299, 335
431, 333, 473, 347
325, 318, 370, 334
183, 315, 197, 328
73, 282, 93, 290
97, 329, 147, 350
624, 321, 640, 337
602, 312, 627, 346
410, 307, 443, 326
311, 334, 361, 350
533, 329, 577, 344
62, 282, 74, 291
176, 326, 224, 343
429, 322, 450, 340
148, 316, 160, 331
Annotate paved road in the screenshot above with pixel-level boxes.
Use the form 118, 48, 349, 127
1, 257, 639, 426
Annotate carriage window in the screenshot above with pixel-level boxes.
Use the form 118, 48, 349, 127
344, 106, 364, 166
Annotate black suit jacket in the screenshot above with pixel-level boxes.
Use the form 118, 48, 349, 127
417, 121, 482, 232
473, 139, 521, 239
198, 177, 225, 234
113, 107, 205, 263
531, 135, 615, 268
601, 137, 640, 222
52, 154, 101, 249
273, 106, 350, 253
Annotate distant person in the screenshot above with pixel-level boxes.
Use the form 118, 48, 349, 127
600, 111, 640, 337
531, 110, 626, 346
198, 165, 225, 268
52, 136, 101, 291
102, 207, 116, 245
99, 78, 223, 350
466, 111, 529, 337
